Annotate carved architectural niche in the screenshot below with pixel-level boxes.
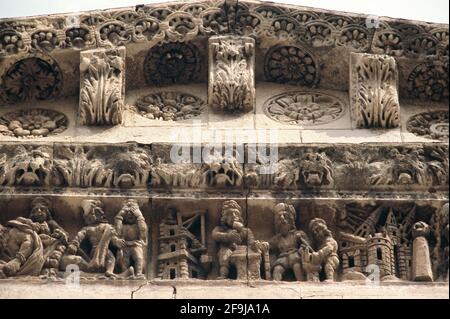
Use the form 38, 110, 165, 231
0, 57, 62, 103
133, 91, 205, 121
350, 52, 400, 128
79, 46, 125, 126
263, 91, 345, 126
208, 35, 255, 112
0, 108, 68, 138
407, 111, 449, 141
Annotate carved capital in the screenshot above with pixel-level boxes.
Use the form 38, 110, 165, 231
350, 52, 400, 128
208, 35, 255, 112
79, 46, 125, 126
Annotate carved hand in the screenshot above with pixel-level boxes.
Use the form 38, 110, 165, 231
67, 244, 77, 255
228, 230, 242, 244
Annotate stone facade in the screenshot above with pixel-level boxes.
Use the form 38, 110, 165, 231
0, 0, 448, 297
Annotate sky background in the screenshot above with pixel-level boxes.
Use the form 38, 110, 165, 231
0, 0, 448, 23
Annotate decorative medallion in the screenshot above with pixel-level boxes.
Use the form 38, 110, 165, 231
407, 110, 449, 141
408, 60, 449, 101
0, 108, 68, 138
134, 91, 205, 121
144, 42, 200, 86
264, 45, 319, 86
263, 91, 345, 125
1, 57, 62, 103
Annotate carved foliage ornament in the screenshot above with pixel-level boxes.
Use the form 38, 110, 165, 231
350, 53, 400, 128
265, 45, 319, 86
0, 108, 68, 138
208, 36, 255, 112
79, 47, 125, 126
1, 57, 62, 103
407, 111, 449, 141
408, 59, 449, 101
144, 42, 200, 86
263, 91, 345, 126
134, 91, 205, 121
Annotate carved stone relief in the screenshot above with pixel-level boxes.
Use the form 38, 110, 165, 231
264, 45, 319, 86
350, 52, 400, 128
408, 59, 449, 101
133, 91, 205, 121
0, 57, 62, 103
0, 108, 68, 138
144, 42, 200, 86
79, 47, 125, 126
208, 35, 255, 112
407, 110, 449, 141
263, 91, 345, 126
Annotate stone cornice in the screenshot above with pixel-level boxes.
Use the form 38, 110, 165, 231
1, 0, 447, 59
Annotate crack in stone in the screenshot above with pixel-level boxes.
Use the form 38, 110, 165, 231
130, 281, 149, 299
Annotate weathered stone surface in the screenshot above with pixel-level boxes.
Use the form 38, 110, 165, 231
79, 47, 125, 126
350, 52, 400, 128
0, 0, 448, 298
208, 35, 255, 112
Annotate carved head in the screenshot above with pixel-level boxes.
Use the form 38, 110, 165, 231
412, 221, 431, 239
119, 199, 143, 224
390, 149, 426, 185
274, 203, 296, 235
11, 146, 52, 186
103, 148, 151, 188
29, 197, 52, 223
203, 154, 242, 188
309, 218, 332, 242
299, 151, 333, 187
220, 200, 244, 228
81, 199, 107, 225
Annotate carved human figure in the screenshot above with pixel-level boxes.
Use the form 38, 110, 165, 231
28, 197, 68, 276
0, 218, 44, 278
301, 218, 339, 282
62, 199, 129, 278
432, 203, 449, 281
212, 200, 268, 279
114, 199, 147, 279
269, 203, 310, 281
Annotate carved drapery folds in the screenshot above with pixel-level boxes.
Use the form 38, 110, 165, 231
208, 35, 255, 112
79, 47, 125, 126
350, 52, 400, 129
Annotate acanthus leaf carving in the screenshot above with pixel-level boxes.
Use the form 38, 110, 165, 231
79, 47, 125, 126
350, 52, 400, 128
208, 35, 255, 112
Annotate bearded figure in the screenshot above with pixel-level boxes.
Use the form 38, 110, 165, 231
28, 197, 68, 276
114, 199, 148, 279
300, 218, 339, 282
269, 203, 310, 281
61, 199, 131, 278
0, 218, 45, 278
212, 200, 268, 279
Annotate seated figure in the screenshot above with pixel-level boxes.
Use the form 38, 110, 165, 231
0, 217, 45, 278
28, 197, 68, 276
212, 200, 269, 280
269, 203, 310, 281
61, 199, 132, 278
